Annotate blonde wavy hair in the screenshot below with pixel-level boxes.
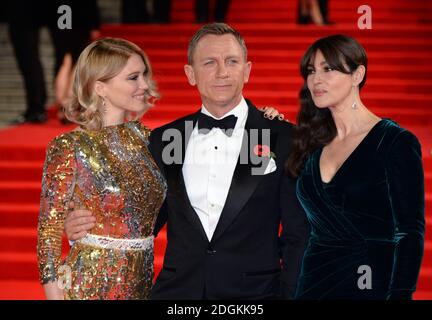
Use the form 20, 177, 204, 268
65, 37, 159, 130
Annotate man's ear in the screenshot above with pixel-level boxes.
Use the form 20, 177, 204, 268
244, 61, 252, 84
184, 64, 196, 86
353, 65, 366, 86
94, 80, 105, 97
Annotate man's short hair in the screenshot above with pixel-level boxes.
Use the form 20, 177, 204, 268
187, 23, 248, 65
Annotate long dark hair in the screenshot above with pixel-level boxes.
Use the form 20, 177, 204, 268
286, 34, 368, 177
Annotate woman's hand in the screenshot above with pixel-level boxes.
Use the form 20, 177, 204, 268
43, 281, 65, 300
260, 106, 289, 122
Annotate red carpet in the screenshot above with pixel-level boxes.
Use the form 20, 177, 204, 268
0, 0, 431, 299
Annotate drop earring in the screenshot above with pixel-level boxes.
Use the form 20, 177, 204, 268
102, 97, 107, 113
352, 85, 358, 109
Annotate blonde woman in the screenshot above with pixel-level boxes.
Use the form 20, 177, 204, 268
37, 38, 167, 300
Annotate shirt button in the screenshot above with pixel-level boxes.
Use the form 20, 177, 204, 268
214, 146, 218, 150
206, 247, 216, 255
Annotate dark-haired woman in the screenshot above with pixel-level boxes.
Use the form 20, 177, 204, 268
287, 35, 425, 300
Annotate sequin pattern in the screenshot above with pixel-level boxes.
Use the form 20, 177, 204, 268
37, 121, 167, 299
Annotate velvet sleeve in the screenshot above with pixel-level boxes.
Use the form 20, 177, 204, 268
279, 174, 311, 299
385, 130, 425, 299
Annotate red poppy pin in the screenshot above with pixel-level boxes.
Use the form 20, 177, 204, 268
253, 144, 276, 159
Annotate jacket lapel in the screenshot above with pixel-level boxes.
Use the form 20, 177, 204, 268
211, 102, 279, 243
163, 111, 209, 242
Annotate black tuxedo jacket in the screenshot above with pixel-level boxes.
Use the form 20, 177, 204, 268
148, 99, 310, 299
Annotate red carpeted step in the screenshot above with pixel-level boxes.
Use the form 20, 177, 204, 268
102, 24, 432, 40
0, 146, 46, 162
0, 280, 45, 300
417, 267, 432, 291
170, 0, 431, 11
426, 173, 432, 193
172, 11, 432, 24
425, 158, 432, 172
0, 182, 41, 204
415, 291, 432, 300
0, 252, 41, 280
0, 161, 43, 182
0, 203, 39, 228
427, 219, 432, 241
169, 0, 432, 23
423, 241, 432, 268
173, 0, 431, 14
427, 194, 432, 216
171, 0, 430, 10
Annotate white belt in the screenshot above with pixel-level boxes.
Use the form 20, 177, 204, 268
77, 234, 154, 251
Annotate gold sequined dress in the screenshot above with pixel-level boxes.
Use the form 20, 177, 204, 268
37, 121, 166, 299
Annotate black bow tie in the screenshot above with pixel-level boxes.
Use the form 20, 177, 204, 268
197, 113, 238, 137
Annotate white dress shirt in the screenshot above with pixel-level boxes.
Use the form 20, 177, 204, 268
182, 98, 248, 241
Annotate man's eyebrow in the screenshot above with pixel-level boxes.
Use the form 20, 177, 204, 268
225, 55, 241, 59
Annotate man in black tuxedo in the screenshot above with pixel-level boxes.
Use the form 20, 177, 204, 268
149, 23, 309, 299
64, 23, 310, 300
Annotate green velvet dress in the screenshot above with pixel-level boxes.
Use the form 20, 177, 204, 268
295, 119, 425, 300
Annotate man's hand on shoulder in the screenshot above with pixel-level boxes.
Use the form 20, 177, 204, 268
64, 202, 96, 241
